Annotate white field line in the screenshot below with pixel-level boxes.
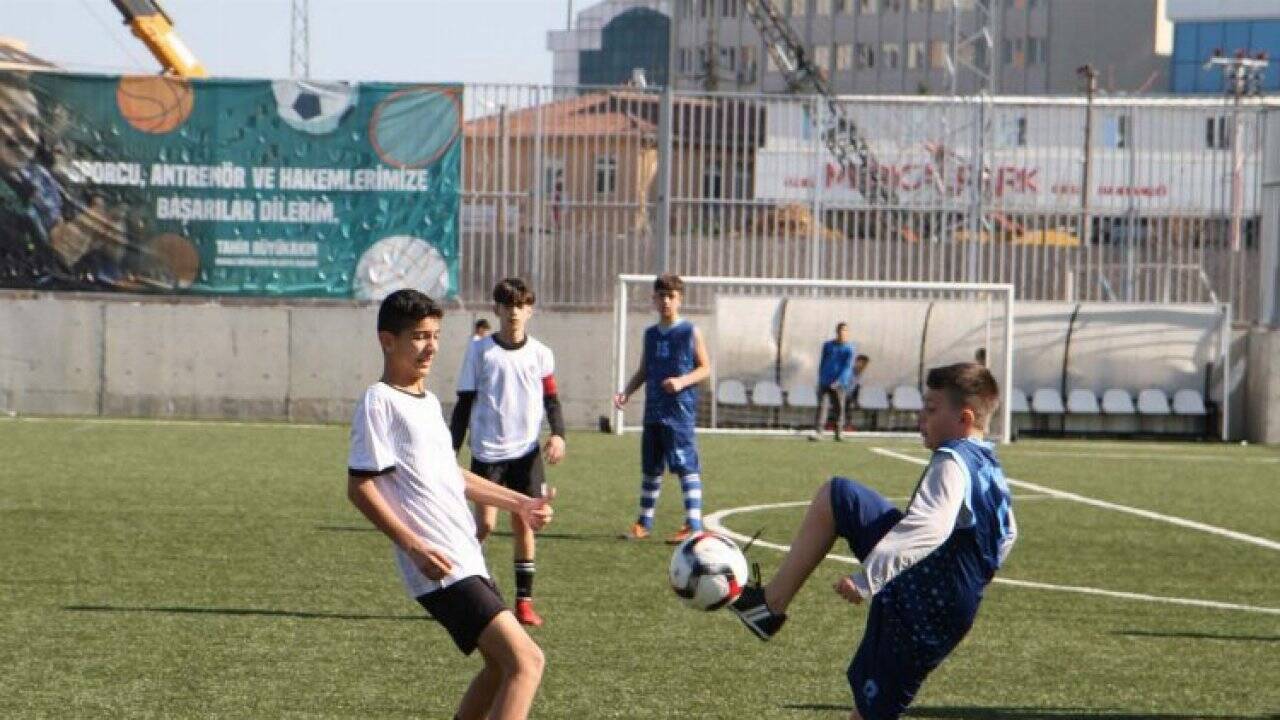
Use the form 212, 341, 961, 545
1002, 449, 1279, 465
6, 416, 333, 430
871, 447, 1280, 552
704, 503, 1280, 617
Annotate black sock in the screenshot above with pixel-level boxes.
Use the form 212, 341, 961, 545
514, 559, 535, 600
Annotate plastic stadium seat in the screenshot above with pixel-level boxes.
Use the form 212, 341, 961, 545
1008, 388, 1030, 413
1101, 389, 1136, 414
1172, 389, 1207, 416
1137, 389, 1172, 416
1031, 389, 1065, 414
785, 383, 818, 408
751, 380, 783, 408
717, 380, 748, 406
1066, 389, 1100, 414
891, 385, 924, 412
857, 385, 890, 411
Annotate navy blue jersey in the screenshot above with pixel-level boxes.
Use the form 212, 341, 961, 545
876, 438, 1014, 660
643, 320, 699, 426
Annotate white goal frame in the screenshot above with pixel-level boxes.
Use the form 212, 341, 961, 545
612, 274, 1016, 444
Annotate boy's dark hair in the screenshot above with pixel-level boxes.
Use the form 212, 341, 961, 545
926, 362, 1000, 429
836, 322, 849, 332
474, 318, 491, 332
855, 354, 870, 363
653, 273, 684, 295
377, 289, 443, 334
493, 277, 536, 307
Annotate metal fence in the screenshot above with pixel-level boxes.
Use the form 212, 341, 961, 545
459, 84, 1276, 321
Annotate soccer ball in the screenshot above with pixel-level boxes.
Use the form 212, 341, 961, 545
271, 80, 358, 135
669, 531, 750, 611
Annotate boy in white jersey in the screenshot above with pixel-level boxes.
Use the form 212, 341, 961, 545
347, 289, 555, 720
451, 277, 566, 627
730, 362, 1017, 720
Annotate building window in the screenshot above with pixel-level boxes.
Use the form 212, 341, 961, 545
814, 45, 831, 73
1206, 116, 1231, 149
1001, 38, 1013, 65
1102, 115, 1128, 149
699, 0, 711, 18
998, 115, 1027, 147
595, 155, 617, 196
792, 0, 807, 15
858, 0, 877, 14
732, 157, 752, 199
720, 46, 737, 71
834, 0, 848, 12
739, 46, 758, 82
930, 40, 948, 69
932, 0, 950, 9
816, 0, 831, 14
882, 43, 901, 69
883, 0, 902, 11
1026, 37, 1044, 65
697, 48, 708, 73
678, 49, 688, 75
909, 0, 927, 11
836, 43, 853, 70
907, 41, 926, 69
703, 160, 723, 198
722, 0, 737, 16
856, 42, 876, 68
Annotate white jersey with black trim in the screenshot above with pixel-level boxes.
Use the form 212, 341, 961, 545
457, 334, 556, 463
347, 382, 488, 598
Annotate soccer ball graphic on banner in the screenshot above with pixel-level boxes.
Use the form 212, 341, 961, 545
669, 532, 750, 611
270, 80, 358, 135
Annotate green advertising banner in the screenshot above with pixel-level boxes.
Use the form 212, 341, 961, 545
0, 71, 461, 299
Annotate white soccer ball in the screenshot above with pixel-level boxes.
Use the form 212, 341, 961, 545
669, 531, 750, 611
271, 80, 358, 135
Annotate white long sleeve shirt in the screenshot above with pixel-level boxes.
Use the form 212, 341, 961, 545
850, 453, 1018, 599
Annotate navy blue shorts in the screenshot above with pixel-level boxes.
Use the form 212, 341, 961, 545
641, 423, 701, 476
829, 477, 974, 720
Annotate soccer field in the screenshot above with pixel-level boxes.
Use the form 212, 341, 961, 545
3, 417, 1278, 719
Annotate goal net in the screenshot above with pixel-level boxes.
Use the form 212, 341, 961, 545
611, 275, 1015, 443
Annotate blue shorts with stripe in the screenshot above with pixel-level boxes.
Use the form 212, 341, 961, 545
829, 477, 980, 720
641, 422, 701, 476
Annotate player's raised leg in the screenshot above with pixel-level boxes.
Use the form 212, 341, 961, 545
731, 477, 901, 640
468, 611, 545, 720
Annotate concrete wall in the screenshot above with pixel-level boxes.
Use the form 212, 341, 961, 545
1, 290, 1273, 442
1245, 327, 1280, 444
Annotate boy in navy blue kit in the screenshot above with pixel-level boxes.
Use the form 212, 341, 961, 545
613, 273, 712, 544
732, 362, 1018, 720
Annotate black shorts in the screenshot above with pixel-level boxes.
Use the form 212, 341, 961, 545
470, 448, 545, 498
416, 575, 507, 655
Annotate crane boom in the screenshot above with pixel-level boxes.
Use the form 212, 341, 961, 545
741, 0, 897, 205
109, 0, 208, 77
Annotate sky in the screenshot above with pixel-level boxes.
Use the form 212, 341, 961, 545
0, 0, 569, 84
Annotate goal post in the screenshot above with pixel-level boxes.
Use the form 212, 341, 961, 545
612, 274, 1016, 444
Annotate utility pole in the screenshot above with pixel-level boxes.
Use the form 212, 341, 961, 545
1206, 50, 1269, 314
290, 0, 310, 78
1078, 64, 1097, 248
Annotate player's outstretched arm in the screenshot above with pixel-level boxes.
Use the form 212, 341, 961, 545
461, 467, 555, 531
347, 475, 454, 580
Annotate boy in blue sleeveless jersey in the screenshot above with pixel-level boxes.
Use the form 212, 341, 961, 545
614, 273, 712, 544
731, 362, 1018, 720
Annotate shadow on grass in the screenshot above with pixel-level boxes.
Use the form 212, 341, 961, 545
1112, 629, 1280, 643
315, 525, 619, 543
782, 705, 1274, 719
64, 605, 431, 622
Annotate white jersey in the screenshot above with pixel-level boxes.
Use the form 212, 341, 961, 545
457, 334, 556, 463
347, 382, 488, 598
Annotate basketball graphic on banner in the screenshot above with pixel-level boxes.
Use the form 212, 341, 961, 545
116, 76, 194, 134
353, 235, 450, 301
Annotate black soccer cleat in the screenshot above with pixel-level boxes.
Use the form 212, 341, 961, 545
729, 564, 787, 641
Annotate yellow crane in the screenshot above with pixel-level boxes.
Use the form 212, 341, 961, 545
109, 0, 207, 77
